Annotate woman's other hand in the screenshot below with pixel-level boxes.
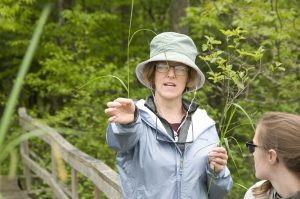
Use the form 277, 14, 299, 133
208, 146, 228, 173
105, 98, 135, 124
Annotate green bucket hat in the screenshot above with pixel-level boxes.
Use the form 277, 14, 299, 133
135, 32, 205, 92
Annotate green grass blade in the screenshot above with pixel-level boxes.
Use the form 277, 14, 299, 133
222, 106, 236, 143
0, 129, 48, 163
233, 103, 255, 131
127, 0, 134, 98
224, 137, 240, 176
235, 182, 248, 190
8, 149, 18, 177
76, 75, 129, 93
128, 29, 157, 45
0, 4, 52, 148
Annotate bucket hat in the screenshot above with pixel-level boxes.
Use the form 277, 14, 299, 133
135, 32, 205, 92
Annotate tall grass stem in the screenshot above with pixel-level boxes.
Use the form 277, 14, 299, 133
127, 0, 134, 98
0, 4, 52, 148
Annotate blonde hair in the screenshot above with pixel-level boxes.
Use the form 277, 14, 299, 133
253, 112, 300, 196
141, 62, 198, 91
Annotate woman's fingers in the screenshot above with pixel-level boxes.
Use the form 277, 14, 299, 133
209, 152, 228, 162
114, 97, 133, 105
107, 115, 117, 123
107, 101, 122, 108
210, 157, 227, 165
210, 146, 227, 154
104, 107, 116, 115
104, 98, 135, 124
107, 98, 135, 111
208, 147, 228, 172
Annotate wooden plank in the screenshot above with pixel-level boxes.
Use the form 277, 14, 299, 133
0, 190, 31, 199
71, 169, 78, 199
20, 150, 69, 199
0, 176, 31, 199
0, 176, 20, 192
18, 107, 122, 199
20, 134, 32, 192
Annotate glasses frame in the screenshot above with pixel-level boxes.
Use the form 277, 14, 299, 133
155, 62, 189, 76
245, 141, 262, 153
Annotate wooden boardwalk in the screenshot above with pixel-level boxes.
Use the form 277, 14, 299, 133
17, 107, 121, 199
0, 176, 31, 199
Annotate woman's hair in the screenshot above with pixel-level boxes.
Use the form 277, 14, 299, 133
141, 61, 198, 91
252, 112, 300, 196
142, 62, 156, 89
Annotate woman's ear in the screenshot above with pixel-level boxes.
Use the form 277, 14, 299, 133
267, 149, 278, 164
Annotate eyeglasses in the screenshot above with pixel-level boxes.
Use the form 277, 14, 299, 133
245, 141, 262, 153
156, 63, 188, 76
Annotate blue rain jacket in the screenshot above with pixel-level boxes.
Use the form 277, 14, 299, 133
107, 99, 233, 199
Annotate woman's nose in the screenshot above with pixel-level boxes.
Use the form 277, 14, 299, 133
167, 67, 176, 78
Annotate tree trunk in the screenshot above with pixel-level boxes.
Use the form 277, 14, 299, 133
171, 0, 189, 34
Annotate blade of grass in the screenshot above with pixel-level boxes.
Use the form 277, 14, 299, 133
8, 149, 18, 177
128, 29, 157, 45
221, 105, 236, 144
76, 75, 129, 93
0, 4, 52, 148
235, 182, 248, 190
127, 0, 134, 98
126, 0, 157, 98
233, 103, 255, 131
0, 129, 49, 163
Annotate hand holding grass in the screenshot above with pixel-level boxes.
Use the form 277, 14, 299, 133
208, 147, 228, 173
105, 98, 135, 124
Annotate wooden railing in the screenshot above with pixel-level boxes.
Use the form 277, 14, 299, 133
18, 108, 121, 199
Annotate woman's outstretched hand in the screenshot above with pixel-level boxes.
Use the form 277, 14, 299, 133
208, 147, 228, 173
104, 98, 135, 124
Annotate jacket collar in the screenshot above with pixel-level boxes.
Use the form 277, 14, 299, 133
136, 96, 215, 144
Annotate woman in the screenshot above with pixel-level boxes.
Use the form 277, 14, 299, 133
244, 112, 300, 199
105, 32, 233, 199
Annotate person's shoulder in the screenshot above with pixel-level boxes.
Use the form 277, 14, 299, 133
193, 108, 215, 122
244, 180, 268, 199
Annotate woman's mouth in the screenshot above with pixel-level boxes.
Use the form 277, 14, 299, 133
163, 82, 176, 87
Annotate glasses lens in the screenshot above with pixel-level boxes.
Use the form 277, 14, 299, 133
174, 66, 188, 75
156, 63, 188, 76
246, 141, 255, 153
156, 63, 169, 73
249, 145, 255, 153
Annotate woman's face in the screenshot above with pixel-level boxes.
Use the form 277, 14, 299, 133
253, 125, 270, 180
154, 61, 188, 100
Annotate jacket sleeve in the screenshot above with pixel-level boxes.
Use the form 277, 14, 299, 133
205, 126, 233, 199
206, 165, 233, 199
106, 110, 142, 152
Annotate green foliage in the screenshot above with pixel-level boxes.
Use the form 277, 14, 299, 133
0, 0, 299, 198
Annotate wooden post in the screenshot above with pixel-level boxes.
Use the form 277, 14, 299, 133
51, 142, 57, 181
51, 142, 58, 199
94, 187, 100, 199
71, 168, 78, 199
20, 131, 32, 192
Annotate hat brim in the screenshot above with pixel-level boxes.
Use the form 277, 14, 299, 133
136, 52, 205, 92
